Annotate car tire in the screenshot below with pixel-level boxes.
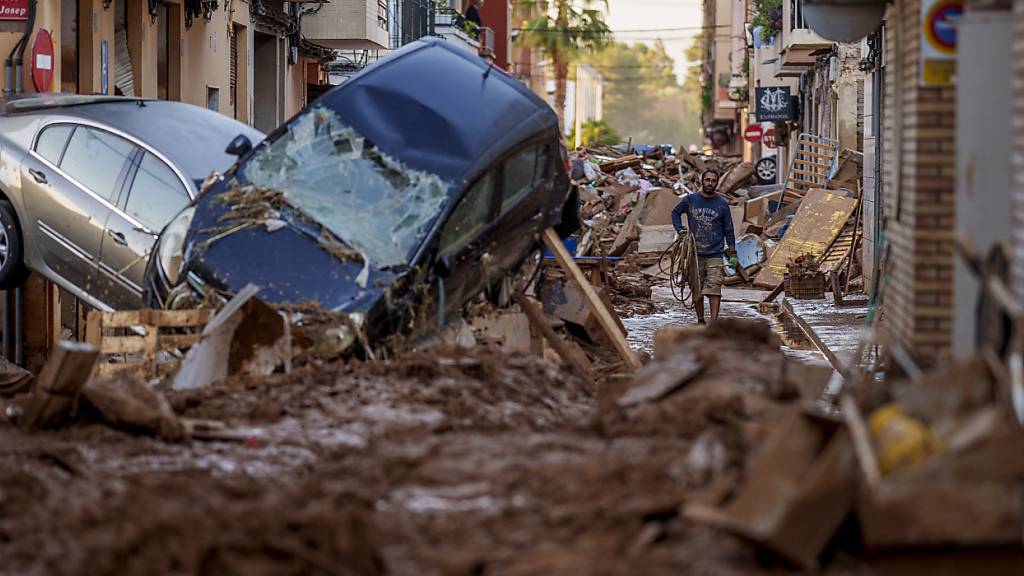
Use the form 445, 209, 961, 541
554, 186, 581, 239
0, 201, 29, 289
755, 157, 778, 184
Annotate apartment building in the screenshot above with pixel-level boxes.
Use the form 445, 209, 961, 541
2, 0, 348, 131
702, 0, 744, 154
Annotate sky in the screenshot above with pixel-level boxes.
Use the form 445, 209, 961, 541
603, 0, 704, 85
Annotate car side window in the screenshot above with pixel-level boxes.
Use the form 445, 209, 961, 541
34, 124, 73, 165
125, 152, 189, 232
501, 143, 550, 213
59, 127, 135, 201
438, 172, 494, 254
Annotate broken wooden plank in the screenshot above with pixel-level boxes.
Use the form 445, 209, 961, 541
754, 189, 859, 287
543, 228, 642, 370
782, 297, 844, 374
514, 292, 594, 383
599, 155, 643, 173
22, 341, 99, 429
616, 350, 700, 408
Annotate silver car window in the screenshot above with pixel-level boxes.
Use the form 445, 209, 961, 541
35, 124, 73, 165
60, 127, 135, 201
125, 152, 189, 232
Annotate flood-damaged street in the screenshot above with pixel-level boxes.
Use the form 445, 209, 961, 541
2, 0, 1024, 573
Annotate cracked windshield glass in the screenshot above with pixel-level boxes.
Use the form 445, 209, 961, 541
244, 107, 450, 268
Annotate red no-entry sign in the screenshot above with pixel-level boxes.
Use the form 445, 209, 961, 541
32, 29, 53, 93
743, 124, 763, 143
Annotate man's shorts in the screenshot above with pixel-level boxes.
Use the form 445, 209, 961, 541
694, 254, 725, 297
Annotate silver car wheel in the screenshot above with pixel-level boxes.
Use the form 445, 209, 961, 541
756, 159, 776, 182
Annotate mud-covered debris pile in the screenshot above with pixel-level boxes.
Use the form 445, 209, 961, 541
0, 323, 874, 576
169, 345, 593, 433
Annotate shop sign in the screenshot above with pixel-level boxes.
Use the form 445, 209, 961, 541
921, 0, 963, 85
755, 87, 796, 122
0, 0, 28, 20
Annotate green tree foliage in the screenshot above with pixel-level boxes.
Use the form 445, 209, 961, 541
575, 38, 703, 151
568, 119, 621, 146
518, 0, 612, 132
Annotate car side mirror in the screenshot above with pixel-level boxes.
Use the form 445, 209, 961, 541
434, 253, 452, 278
225, 134, 253, 157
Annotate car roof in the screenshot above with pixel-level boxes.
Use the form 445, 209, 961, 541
307, 37, 559, 184
9, 96, 264, 183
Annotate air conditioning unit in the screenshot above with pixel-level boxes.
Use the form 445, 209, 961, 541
478, 26, 495, 59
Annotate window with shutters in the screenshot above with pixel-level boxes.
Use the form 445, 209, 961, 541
230, 27, 238, 109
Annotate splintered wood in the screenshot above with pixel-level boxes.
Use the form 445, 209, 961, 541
754, 189, 858, 288
85, 309, 213, 380
542, 228, 642, 370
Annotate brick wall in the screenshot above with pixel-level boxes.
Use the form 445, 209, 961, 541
881, 0, 956, 367
1013, 0, 1024, 298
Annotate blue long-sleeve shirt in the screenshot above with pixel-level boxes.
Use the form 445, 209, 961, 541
671, 193, 735, 257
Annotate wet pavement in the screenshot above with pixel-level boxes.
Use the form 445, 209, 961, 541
622, 286, 832, 368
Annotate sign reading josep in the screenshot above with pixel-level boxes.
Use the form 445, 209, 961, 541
920, 0, 962, 85
0, 0, 28, 20
754, 87, 796, 122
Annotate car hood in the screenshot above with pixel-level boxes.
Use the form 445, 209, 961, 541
183, 189, 399, 313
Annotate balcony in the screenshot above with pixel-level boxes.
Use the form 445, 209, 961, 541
303, 0, 390, 50
781, 0, 832, 56
434, 8, 482, 54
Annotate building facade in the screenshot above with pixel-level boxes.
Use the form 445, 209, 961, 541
5, 0, 340, 129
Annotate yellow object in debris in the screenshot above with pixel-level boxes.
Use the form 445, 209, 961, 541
868, 403, 940, 476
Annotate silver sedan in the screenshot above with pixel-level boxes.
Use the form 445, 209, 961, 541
0, 95, 262, 310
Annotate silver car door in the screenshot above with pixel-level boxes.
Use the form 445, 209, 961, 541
21, 124, 131, 295
98, 151, 190, 310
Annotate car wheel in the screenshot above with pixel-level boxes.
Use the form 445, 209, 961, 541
755, 157, 777, 184
0, 201, 29, 289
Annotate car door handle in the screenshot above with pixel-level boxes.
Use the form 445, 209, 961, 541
29, 168, 47, 184
107, 229, 128, 246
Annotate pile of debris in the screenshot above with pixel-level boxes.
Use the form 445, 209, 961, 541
569, 140, 868, 308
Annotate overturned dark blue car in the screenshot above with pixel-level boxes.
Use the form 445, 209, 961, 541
144, 38, 577, 344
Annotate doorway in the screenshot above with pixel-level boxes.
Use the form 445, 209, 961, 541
253, 32, 277, 133
60, 0, 78, 93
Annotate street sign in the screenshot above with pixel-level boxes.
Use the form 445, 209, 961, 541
762, 129, 777, 149
31, 29, 53, 93
755, 87, 797, 122
0, 0, 28, 20
743, 124, 763, 143
920, 0, 962, 85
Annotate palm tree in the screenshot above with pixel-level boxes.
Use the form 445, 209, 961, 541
518, 0, 612, 133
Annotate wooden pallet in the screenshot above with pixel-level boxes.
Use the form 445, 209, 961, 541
85, 309, 213, 380
784, 133, 838, 200
820, 225, 857, 274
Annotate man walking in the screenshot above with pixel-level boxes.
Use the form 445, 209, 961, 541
671, 169, 736, 324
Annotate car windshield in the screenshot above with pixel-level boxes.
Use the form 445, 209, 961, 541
243, 106, 450, 269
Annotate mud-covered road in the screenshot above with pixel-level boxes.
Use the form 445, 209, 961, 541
0, 304, 872, 575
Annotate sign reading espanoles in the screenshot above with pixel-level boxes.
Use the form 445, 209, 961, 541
755, 87, 796, 122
